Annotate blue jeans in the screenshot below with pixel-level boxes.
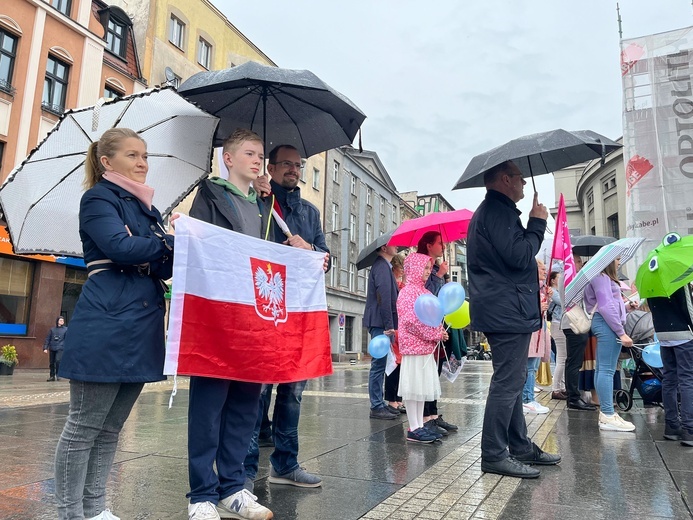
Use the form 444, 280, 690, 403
55, 381, 144, 519
188, 376, 261, 504
592, 313, 622, 415
244, 380, 307, 479
661, 340, 693, 433
368, 327, 389, 410
522, 357, 541, 403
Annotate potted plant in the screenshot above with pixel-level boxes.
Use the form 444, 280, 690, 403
0, 344, 18, 375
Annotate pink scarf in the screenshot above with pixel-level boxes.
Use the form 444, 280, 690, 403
102, 171, 154, 210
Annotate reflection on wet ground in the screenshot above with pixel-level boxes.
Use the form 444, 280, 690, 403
0, 363, 691, 519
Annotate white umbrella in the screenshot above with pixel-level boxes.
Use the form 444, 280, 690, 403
564, 236, 645, 308
0, 87, 219, 256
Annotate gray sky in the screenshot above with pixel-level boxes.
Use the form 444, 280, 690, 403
217, 0, 691, 221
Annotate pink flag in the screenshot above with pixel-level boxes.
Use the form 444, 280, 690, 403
164, 215, 333, 383
550, 194, 576, 288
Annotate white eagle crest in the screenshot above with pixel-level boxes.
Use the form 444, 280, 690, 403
254, 263, 285, 324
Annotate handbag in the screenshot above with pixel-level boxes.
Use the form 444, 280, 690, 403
564, 302, 597, 334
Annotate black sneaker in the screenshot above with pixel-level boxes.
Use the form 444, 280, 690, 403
386, 405, 400, 415
664, 425, 683, 441
435, 415, 458, 431
481, 457, 540, 478
681, 431, 693, 447
370, 408, 398, 420
513, 443, 561, 466
424, 419, 446, 438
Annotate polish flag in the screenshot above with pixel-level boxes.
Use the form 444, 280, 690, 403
550, 194, 576, 290
164, 215, 333, 383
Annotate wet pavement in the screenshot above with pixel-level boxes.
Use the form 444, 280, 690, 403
0, 363, 692, 520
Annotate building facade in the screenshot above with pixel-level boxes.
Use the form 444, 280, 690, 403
1, 0, 148, 368
323, 146, 401, 359
552, 139, 626, 241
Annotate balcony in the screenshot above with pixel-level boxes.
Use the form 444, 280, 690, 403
0, 79, 16, 98
41, 101, 65, 116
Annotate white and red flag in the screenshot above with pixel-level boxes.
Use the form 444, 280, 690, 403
164, 215, 333, 383
550, 194, 576, 295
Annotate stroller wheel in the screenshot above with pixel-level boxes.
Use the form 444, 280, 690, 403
615, 389, 632, 412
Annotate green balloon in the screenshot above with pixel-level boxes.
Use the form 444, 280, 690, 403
444, 301, 470, 329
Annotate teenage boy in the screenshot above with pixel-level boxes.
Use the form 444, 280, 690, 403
186, 129, 274, 520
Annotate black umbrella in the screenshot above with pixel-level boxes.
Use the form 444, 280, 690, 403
571, 235, 616, 257
357, 230, 395, 270
452, 129, 621, 191
178, 61, 366, 157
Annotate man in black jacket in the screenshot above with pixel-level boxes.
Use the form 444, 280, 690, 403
363, 244, 399, 420
467, 160, 560, 478
43, 316, 67, 381
648, 283, 693, 447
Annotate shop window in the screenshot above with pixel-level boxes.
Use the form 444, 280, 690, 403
0, 257, 34, 335
61, 267, 86, 323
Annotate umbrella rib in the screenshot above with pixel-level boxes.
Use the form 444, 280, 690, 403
22, 152, 87, 164
265, 85, 312, 155
16, 160, 85, 242
210, 85, 265, 117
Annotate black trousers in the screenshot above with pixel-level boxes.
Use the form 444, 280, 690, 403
384, 364, 402, 403
481, 332, 534, 462
423, 349, 445, 416
563, 328, 589, 402
49, 350, 63, 378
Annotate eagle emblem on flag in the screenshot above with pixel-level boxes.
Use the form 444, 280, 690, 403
251, 258, 287, 325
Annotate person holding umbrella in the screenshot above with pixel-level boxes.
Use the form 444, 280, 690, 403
584, 257, 635, 432
467, 160, 560, 479
244, 144, 329, 491
54, 128, 175, 520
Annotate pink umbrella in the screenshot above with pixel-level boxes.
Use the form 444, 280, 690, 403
388, 209, 474, 247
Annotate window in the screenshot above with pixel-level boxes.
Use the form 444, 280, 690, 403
350, 175, 357, 195
366, 223, 372, 245
349, 214, 356, 242
332, 161, 340, 183
312, 168, 320, 190
366, 188, 371, 206
50, 0, 71, 16
0, 141, 4, 171
607, 213, 620, 239
106, 18, 126, 57
331, 203, 339, 232
169, 15, 185, 49
348, 263, 356, 292
197, 37, 211, 69
392, 204, 397, 223
167, 72, 182, 89
103, 84, 123, 100
380, 197, 384, 214
0, 257, 34, 335
358, 271, 366, 293
42, 55, 70, 115
0, 29, 18, 95
330, 256, 338, 286
587, 189, 594, 206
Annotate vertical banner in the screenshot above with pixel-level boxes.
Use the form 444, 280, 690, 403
622, 26, 693, 269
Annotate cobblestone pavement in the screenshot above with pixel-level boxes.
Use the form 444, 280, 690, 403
0, 363, 691, 519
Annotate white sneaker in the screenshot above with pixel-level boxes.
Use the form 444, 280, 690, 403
599, 411, 636, 432
87, 510, 120, 520
189, 501, 221, 520
534, 386, 542, 393
217, 489, 273, 519
523, 401, 550, 414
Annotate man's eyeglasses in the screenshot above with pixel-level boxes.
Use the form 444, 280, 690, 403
271, 160, 302, 170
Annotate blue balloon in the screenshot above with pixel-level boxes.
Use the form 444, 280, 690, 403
368, 334, 390, 359
414, 294, 444, 327
642, 341, 663, 368
438, 282, 466, 315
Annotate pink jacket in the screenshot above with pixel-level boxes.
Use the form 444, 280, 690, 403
528, 284, 551, 360
397, 253, 446, 356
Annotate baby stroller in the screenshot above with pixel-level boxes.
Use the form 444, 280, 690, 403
615, 310, 664, 412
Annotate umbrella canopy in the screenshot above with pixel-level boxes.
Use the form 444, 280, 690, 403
635, 233, 693, 298
452, 129, 621, 190
388, 209, 474, 248
178, 61, 366, 157
356, 230, 395, 270
564, 236, 645, 307
0, 88, 218, 256
571, 235, 616, 257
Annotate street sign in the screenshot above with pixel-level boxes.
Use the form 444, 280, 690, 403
338, 313, 345, 327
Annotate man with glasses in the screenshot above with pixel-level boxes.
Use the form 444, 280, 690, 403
467, 160, 560, 479
244, 144, 330, 489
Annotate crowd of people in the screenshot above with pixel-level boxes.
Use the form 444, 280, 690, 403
48, 126, 693, 518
